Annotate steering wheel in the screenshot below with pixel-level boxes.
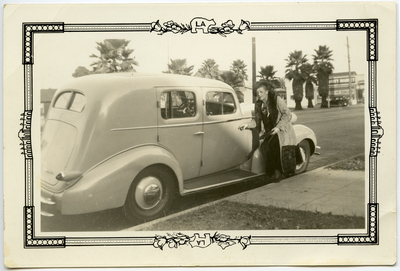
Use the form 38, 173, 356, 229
185, 103, 195, 116
177, 102, 187, 111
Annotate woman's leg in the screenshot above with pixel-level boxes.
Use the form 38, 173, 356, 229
261, 134, 282, 176
268, 134, 282, 173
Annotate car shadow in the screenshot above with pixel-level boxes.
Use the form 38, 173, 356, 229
41, 175, 276, 232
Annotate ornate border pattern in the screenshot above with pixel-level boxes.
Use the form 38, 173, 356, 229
337, 19, 378, 61
23, 23, 64, 65
338, 204, 378, 244
20, 18, 381, 249
24, 207, 65, 248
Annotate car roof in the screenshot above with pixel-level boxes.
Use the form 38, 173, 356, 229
60, 72, 232, 94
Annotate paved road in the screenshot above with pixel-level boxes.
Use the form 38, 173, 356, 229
41, 105, 365, 232
295, 105, 365, 170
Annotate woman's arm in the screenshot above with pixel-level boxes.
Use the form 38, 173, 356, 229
238, 101, 262, 130
275, 96, 292, 131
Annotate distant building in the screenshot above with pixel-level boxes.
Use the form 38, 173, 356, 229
41, 88, 57, 117
329, 72, 364, 104
41, 88, 56, 129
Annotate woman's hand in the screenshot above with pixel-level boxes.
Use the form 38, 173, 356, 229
238, 123, 248, 131
270, 127, 280, 135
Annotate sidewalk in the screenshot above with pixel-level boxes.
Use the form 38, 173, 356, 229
127, 167, 365, 231
226, 168, 365, 217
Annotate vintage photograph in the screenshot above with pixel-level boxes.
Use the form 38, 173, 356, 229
38, 25, 367, 233
3, 2, 396, 268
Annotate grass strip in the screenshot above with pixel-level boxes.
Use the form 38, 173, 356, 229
326, 154, 365, 171
138, 200, 365, 231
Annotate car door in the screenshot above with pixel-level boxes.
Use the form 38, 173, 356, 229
200, 87, 248, 176
157, 87, 203, 180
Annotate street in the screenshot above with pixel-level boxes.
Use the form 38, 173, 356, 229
41, 105, 365, 232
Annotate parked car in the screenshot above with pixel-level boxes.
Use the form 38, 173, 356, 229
329, 95, 349, 107
41, 73, 317, 221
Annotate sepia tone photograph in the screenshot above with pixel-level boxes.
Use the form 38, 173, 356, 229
38, 23, 367, 233
3, 2, 396, 268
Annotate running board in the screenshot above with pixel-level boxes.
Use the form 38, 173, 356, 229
181, 169, 261, 195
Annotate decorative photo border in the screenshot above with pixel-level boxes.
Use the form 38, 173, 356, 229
19, 18, 383, 250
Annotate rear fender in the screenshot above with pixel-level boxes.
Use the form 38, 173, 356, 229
292, 124, 317, 155
61, 145, 183, 215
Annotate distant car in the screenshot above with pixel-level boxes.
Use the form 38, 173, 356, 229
41, 73, 317, 221
329, 96, 349, 107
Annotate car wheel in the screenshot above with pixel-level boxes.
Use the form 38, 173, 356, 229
295, 140, 310, 174
124, 166, 176, 222
338, 101, 343, 107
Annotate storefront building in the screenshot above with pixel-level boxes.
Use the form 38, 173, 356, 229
329, 72, 364, 105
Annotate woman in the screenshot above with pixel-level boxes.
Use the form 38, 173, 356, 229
238, 83, 300, 179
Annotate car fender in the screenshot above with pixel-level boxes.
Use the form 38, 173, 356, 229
292, 124, 317, 155
61, 144, 183, 215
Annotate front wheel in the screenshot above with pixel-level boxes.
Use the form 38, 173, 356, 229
124, 166, 176, 222
295, 140, 311, 174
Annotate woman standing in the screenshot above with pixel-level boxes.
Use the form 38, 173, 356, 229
238, 83, 300, 179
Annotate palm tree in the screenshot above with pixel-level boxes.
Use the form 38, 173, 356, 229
257, 65, 281, 90
220, 71, 244, 102
72, 66, 92, 78
90, 39, 138, 74
230, 59, 248, 85
302, 63, 317, 108
220, 71, 243, 88
285, 50, 308, 110
278, 77, 286, 90
313, 45, 334, 108
196, 59, 220, 80
163, 58, 194, 75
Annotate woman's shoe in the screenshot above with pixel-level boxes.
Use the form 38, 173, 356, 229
263, 172, 275, 181
274, 170, 282, 180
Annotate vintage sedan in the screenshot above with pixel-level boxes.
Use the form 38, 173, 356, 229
329, 95, 349, 107
41, 73, 317, 221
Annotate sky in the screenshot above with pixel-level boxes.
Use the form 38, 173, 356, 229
34, 23, 367, 91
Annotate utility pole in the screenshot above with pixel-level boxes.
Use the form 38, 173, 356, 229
252, 37, 256, 103
346, 36, 356, 104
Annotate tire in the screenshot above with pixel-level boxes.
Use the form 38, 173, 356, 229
295, 140, 311, 174
124, 166, 176, 222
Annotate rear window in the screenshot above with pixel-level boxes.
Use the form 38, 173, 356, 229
54, 92, 72, 109
53, 91, 86, 113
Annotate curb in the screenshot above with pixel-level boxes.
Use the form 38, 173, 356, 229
126, 154, 365, 231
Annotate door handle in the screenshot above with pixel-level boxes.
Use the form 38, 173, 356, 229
194, 131, 204, 135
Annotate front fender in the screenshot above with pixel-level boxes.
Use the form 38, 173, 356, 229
61, 145, 183, 215
293, 124, 317, 155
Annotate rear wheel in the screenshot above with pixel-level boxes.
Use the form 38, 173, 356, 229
124, 166, 176, 222
295, 140, 311, 174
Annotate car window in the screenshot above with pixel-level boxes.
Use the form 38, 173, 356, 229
69, 93, 86, 112
53, 91, 86, 113
205, 91, 236, 116
160, 90, 196, 119
54, 92, 72, 109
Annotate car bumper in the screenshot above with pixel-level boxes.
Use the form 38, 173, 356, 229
41, 187, 62, 217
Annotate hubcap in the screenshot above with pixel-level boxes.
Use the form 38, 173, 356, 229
296, 147, 306, 170
135, 176, 162, 210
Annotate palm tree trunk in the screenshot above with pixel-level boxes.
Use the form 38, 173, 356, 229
321, 96, 329, 108
295, 100, 303, 110
307, 98, 314, 108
